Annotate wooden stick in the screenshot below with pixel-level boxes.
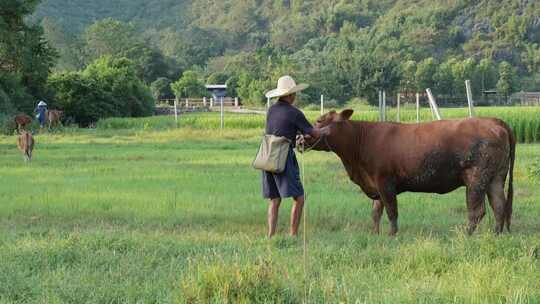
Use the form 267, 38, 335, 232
465, 80, 475, 117
396, 93, 401, 123
416, 92, 420, 123
426, 88, 442, 120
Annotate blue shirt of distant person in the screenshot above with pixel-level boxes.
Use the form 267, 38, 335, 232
35, 101, 47, 128
262, 76, 321, 238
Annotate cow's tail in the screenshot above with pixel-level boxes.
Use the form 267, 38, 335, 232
504, 122, 516, 232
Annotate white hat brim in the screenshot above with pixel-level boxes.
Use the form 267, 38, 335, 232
265, 83, 309, 99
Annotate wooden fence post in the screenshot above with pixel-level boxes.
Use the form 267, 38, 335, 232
203, 97, 207, 107
465, 80, 475, 117
382, 90, 386, 122
416, 92, 420, 123
426, 88, 442, 120
220, 97, 224, 129
173, 97, 178, 125
320, 95, 324, 116
378, 90, 383, 122
234, 97, 239, 107
396, 93, 401, 122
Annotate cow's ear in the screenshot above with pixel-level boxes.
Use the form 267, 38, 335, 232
340, 109, 354, 120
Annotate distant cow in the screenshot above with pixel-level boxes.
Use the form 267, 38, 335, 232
14, 114, 32, 132
46, 110, 63, 129
303, 109, 515, 235
17, 131, 34, 162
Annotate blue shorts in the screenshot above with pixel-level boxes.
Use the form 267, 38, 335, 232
261, 148, 304, 199
38, 113, 45, 125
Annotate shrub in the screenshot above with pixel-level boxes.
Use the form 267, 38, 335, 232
0, 114, 16, 135
150, 77, 173, 100
48, 56, 154, 126
179, 259, 297, 303
0, 87, 17, 135
0, 73, 34, 114
345, 97, 371, 110
171, 71, 207, 98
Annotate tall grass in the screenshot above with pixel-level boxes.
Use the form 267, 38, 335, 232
0, 130, 539, 302
98, 106, 540, 143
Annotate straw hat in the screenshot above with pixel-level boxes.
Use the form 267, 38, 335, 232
265, 75, 309, 99
37, 100, 47, 106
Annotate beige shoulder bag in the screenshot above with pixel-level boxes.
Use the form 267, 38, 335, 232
252, 135, 291, 173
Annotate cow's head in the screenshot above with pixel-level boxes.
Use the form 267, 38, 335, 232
302, 109, 354, 151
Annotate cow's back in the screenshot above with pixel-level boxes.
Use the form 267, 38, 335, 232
15, 114, 32, 127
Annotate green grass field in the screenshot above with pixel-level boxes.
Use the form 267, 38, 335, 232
1, 113, 540, 303
98, 106, 540, 143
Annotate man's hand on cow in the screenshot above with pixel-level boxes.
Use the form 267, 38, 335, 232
296, 134, 306, 146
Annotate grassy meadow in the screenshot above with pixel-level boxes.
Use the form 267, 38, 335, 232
1, 111, 540, 303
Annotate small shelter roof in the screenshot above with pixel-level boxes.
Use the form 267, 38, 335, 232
205, 84, 227, 89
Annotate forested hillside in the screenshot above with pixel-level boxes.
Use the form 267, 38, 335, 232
34, 0, 540, 104
2, 1, 539, 126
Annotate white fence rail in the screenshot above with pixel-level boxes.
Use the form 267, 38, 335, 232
157, 97, 240, 109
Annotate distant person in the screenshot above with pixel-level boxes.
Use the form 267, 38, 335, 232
34, 101, 47, 129
262, 75, 321, 237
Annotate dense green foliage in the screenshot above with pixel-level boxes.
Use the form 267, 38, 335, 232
150, 77, 174, 100
1, 0, 56, 113
33, 0, 540, 106
4, 1, 540, 122
47, 56, 154, 125
1, 128, 539, 302
170, 71, 208, 98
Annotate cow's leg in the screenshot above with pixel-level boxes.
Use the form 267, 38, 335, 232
463, 166, 491, 235
371, 199, 384, 234
376, 187, 398, 236
465, 186, 487, 235
486, 176, 506, 234
384, 196, 399, 236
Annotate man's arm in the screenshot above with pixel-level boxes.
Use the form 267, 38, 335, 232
295, 110, 320, 139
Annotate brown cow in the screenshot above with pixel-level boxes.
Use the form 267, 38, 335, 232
17, 131, 34, 162
46, 110, 63, 129
303, 109, 515, 235
14, 114, 32, 133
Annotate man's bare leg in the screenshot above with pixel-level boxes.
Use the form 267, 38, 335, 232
268, 198, 281, 237
290, 195, 305, 236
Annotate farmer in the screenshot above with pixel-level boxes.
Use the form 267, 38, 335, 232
34, 100, 47, 129
263, 75, 321, 237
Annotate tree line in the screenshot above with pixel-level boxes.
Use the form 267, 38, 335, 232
1, 0, 539, 126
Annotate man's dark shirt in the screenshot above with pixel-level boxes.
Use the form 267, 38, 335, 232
265, 99, 313, 147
